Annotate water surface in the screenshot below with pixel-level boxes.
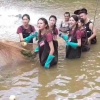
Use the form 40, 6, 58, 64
0, 0, 100, 100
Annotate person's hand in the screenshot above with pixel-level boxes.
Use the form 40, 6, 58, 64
21, 41, 27, 47
59, 32, 64, 37
88, 38, 91, 45
20, 39, 25, 42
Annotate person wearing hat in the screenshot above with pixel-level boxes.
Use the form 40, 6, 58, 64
79, 8, 97, 44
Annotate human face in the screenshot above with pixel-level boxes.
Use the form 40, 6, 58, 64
22, 16, 30, 26
49, 17, 56, 27
69, 17, 77, 28
64, 14, 70, 21
79, 13, 87, 20
78, 20, 83, 28
37, 20, 47, 30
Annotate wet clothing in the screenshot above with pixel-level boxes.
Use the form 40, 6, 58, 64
38, 33, 58, 67
66, 30, 82, 59
80, 29, 90, 52
51, 28, 58, 64
52, 28, 58, 40
85, 21, 97, 44
59, 21, 70, 33
60, 21, 69, 28
52, 28, 58, 35
17, 25, 35, 42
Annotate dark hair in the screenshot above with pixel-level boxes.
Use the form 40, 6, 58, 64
38, 18, 49, 39
79, 8, 88, 15
49, 15, 57, 35
38, 17, 49, 29
74, 9, 80, 15
78, 18, 85, 25
70, 15, 79, 36
22, 14, 30, 20
64, 12, 70, 17
49, 15, 57, 21
71, 15, 79, 22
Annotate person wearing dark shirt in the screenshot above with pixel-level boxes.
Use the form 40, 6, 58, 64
79, 8, 97, 44
17, 14, 35, 43
23, 15, 59, 61
59, 15, 82, 59
23, 18, 58, 69
78, 18, 90, 52
49, 15, 58, 64
37, 18, 58, 69
49, 15, 58, 40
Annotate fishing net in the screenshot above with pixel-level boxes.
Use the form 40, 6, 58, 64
0, 41, 37, 67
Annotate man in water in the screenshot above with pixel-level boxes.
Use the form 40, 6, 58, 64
59, 12, 70, 34
79, 8, 97, 44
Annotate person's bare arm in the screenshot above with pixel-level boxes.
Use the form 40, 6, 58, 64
88, 23, 97, 42
19, 33, 24, 42
77, 39, 81, 46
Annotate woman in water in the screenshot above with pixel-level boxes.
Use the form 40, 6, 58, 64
37, 17, 58, 68
17, 14, 35, 43
23, 17, 58, 69
60, 15, 82, 59
78, 18, 90, 52
23, 15, 58, 62
25, 15, 58, 43
48, 15, 58, 64
49, 15, 58, 40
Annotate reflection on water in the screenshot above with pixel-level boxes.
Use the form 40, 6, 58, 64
0, 0, 100, 100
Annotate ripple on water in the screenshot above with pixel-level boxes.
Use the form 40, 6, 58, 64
46, 87, 93, 99
0, 0, 100, 100
95, 77, 100, 83
46, 74, 72, 87
82, 93, 100, 100
0, 68, 42, 100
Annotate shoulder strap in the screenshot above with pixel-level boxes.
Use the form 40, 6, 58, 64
85, 21, 92, 32
60, 21, 63, 28
86, 20, 92, 26
88, 21, 93, 32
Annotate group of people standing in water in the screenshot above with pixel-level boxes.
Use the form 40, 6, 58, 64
17, 8, 97, 69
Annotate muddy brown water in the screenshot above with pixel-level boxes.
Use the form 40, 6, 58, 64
0, 0, 100, 100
